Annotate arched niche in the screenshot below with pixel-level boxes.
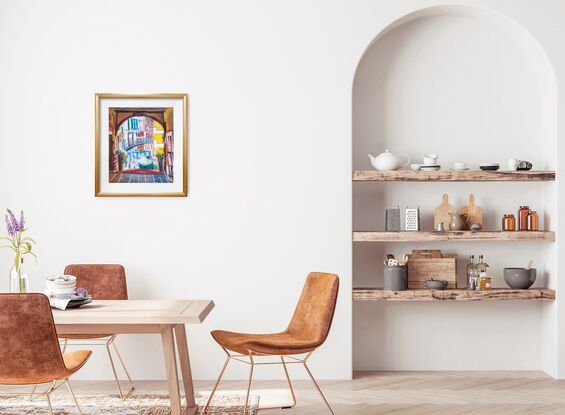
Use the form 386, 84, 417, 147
352, 5, 558, 373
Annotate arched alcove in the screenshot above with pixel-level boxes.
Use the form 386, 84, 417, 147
352, 5, 558, 373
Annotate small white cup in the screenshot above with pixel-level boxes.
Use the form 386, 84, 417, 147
423, 154, 438, 166
453, 162, 467, 170
507, 158, 518, 171
410, 163, 422, 171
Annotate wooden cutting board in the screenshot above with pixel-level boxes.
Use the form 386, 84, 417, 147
434, 194, 455, 229
406, 249, 457, 289
460, 193, 483, 230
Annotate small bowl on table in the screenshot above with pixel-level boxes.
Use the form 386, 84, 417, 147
426, 279, 448, 290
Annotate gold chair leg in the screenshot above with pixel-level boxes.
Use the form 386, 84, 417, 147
110, 337, 135, 396
280, 356, 297, 408
45, 381, 57, 415
243, 359, 255, 415
203, 356, 231, 413
45, 393, 54, 415
302, 361, 334, 415
29, 385, 37, 401
106, 337, 126, 399
65, 379, 84, 415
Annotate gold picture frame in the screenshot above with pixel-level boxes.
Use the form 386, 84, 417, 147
95, 93, 188, 197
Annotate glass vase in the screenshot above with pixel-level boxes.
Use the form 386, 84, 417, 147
9, 258, 29, 294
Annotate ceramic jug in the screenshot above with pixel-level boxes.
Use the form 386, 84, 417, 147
448, 213, 465, 231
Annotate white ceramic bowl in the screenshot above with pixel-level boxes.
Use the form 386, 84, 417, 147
46, 275, 76, 285
46, 285, 76, 295
410, 163, 422, 171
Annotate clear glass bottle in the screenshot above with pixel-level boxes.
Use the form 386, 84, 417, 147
466, 255, 477, 290
476, 255, 489, 274
9, 257, 29, 294
475, 255, 489, 290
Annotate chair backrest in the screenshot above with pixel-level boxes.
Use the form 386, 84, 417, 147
0, 294, 67, 384
285, 272, 339, 347
64, 264, 128, 300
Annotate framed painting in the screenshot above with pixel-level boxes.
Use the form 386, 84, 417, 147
95, 93, 188, 197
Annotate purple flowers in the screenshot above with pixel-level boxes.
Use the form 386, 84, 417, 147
74, 287, 90, 298
5, 209, 24, 237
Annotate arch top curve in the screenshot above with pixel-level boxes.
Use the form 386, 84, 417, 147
353, 3, 557, 168
355, 4, 557, 97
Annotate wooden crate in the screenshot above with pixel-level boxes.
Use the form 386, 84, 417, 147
406, 249, 457, 289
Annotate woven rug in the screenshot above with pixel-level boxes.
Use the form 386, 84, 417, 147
0, 393, 259, 414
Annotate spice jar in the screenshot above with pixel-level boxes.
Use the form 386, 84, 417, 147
518, 206, 531, 231
527, 211, 539, 231
477, 274, 491, 291
502, 214, 516, 231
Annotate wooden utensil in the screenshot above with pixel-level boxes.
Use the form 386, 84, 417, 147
526, 260, 533, 269
460, 194, 483, 230
434, 194, 456, 230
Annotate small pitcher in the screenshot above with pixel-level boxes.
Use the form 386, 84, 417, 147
448, 213, 466, 231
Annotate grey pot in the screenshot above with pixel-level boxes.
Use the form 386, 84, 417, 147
383, 266, 407, 291
426, 279, 448, 290
503, 268, 536, 289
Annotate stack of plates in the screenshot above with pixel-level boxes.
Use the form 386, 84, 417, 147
66, 295, 92, 308
45, 275, 77, 299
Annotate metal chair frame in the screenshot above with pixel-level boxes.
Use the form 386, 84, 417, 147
203, 346, 334, 415
1, 378, 83, 415
60, 335, 134, 399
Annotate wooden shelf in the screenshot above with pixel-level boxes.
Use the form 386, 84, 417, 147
353, 170, 555, 182
353, 231, 555, 242
353, 287, 556, 301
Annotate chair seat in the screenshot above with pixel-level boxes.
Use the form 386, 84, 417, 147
63, 350, 92, 373
1, 350, 92, 385
211, 330, 320, 355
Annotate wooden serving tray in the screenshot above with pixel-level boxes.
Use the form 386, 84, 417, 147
406, 249, 457, 289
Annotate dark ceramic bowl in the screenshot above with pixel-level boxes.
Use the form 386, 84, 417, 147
503, 268, 536, 289
426, 279, 448, 290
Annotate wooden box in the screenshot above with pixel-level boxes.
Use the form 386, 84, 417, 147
406, 249, 457, 289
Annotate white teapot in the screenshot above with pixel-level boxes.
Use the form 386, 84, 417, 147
367, 150, 410, 171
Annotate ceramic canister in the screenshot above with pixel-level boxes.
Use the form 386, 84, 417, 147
383, 266, 408, 291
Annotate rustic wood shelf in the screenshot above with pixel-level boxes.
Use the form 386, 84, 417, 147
353, 231, 555, 242
353, 170, 555, 182
353, 287, 556, 301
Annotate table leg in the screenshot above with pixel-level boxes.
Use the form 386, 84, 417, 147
175, 324, 196, 409
161, 325, 182, 415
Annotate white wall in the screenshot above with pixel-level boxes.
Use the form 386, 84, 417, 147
1, 0, 565, 380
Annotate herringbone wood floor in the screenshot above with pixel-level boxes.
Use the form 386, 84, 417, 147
6, 371, 565, 414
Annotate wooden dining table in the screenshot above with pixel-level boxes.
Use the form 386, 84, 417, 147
52, 299, 214, 415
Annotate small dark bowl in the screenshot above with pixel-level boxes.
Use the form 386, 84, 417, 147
426, 279, 448, 290
503, 268, 536, 289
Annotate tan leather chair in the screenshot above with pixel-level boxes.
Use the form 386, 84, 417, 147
59, 264, 134, 398
204, 272, 339, 414
0, 293, 91, 414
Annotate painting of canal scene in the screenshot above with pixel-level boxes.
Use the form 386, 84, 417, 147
95, 94, 188, 197
108, 108, 174, 184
